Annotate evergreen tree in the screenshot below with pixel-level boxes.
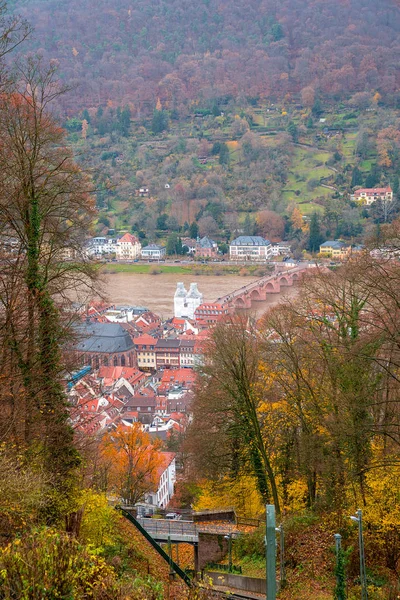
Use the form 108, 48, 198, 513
365, 164, 380, 188
308, 212, 323, 252
287, 121, 299, 143
312, 97, 323, 117
166, 233, 184, 255
351, 166, 363, 187
219, 142, 230, 166
151, 109, 168, 134
392, 175, 399, 196
189, 221, 199, 239
243, 213, 254, 235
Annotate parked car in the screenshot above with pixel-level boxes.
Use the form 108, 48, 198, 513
165, 512, 181, 520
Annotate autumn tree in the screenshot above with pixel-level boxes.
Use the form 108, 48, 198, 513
256, 210, 284, 241
0, 61, 97, 520
101, 424, 163, 505
188, 316, 281, 514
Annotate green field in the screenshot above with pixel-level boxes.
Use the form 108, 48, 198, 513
282, 146, 334, 213
101, 262, 271, 276
102, 263, 191, 274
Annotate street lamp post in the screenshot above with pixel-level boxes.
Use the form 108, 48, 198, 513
276, 524, 286, 589
350, 509, 368, 600
266, 505, 277, 600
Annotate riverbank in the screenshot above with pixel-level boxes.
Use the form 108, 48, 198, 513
101, 262, 274, 277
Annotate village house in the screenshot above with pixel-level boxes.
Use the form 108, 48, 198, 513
141, 244, 166, 260
155, 338, 180, 368
115, 233, 142, 261
352, 187, 393, 205
319, 240, 351, 260
122, 392, 157, 422
158, 368, 196, 395
134, 334, 158, 370
195, 236, 218, 258
229, 236, 273, 261
179, 339, 196, 367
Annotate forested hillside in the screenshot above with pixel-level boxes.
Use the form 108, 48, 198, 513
14, 0, 400, 114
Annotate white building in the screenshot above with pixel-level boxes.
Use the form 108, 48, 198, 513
352, 187, 393, 206
174, 282, 203, 319
115, 233, 142, 260
270, 242, 291, 256
144, 452, 176, 509
87, 237, 118, 257
230, 236, 273, 261
141, 244, 166, 260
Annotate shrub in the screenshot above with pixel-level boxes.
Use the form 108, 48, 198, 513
0, 528, 113, 599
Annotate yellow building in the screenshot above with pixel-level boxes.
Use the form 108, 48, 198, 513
319, 240, 351, 260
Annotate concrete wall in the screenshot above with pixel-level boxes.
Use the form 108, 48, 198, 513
193, 508, 236, 523
206, 571, 266, 595
198, 533, 229, 571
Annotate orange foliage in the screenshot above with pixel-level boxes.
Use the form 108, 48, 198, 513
101, 424, 163, 505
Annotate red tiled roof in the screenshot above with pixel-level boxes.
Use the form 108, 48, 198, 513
134, 334, 158, 345
119, 233, 140, 244
354, 187, 392, 195
98, 366, 146, 384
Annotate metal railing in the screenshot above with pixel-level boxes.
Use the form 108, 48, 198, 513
137, 517, 198, 539
116, 507, 193, 587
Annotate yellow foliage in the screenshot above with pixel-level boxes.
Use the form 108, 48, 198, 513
194, 475, 264, 518
226, 140, 239, 149
284, 479, 309, 513
78, 489, 119, 547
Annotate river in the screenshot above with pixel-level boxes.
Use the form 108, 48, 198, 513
102, 273, 298, 318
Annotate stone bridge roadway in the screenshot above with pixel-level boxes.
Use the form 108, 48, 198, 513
217, 264, 315, 310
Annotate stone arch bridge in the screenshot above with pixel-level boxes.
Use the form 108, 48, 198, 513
217, 265, 314, 310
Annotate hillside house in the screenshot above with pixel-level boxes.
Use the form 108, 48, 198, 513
352, 187, 393, 205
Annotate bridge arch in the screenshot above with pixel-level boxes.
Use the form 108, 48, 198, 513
250, 289, 262, 301
265, 282, 276, 291
292, 272, 299, 281
279, 276, 289, 286
234, 297, 246, 308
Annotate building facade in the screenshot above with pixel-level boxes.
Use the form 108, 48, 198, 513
352, 187, 393, 205
115, 233, 142, 260
134, 334, 157, 370
319, 240, 351, 259
194, 302, 229, 324
141, 244, 166, 260
229, 236, 272, 261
